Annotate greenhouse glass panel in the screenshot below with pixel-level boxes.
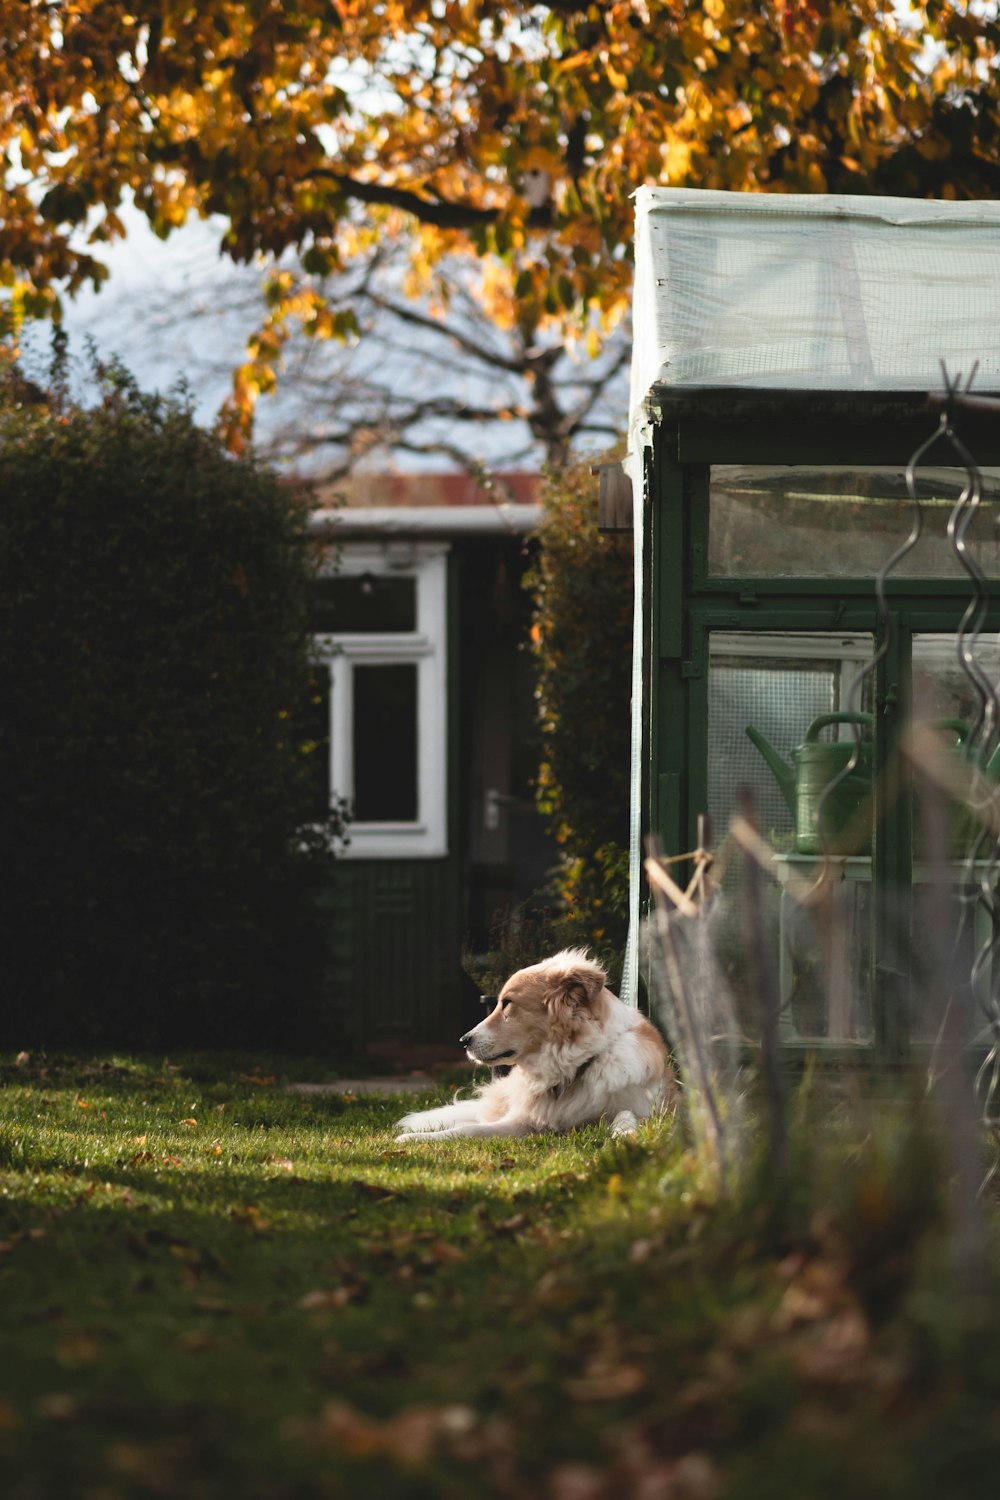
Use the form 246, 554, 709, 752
708, 467, 1000, 579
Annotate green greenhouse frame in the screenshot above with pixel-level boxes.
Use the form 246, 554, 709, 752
626, 190, 1000, 1066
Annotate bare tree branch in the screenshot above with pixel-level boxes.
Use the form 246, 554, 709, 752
304, 168, 553, 233
365, 291, 526, 376
70, 237, 628, 478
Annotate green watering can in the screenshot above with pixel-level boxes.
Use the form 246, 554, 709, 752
748, 714, 1000, 857
745, 712, 874, 855
914, 718, 1000, 853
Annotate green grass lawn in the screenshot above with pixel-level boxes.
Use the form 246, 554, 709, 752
2, 1051, 999, 1500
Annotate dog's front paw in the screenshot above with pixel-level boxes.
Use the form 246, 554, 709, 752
610, 1109, 639, 1137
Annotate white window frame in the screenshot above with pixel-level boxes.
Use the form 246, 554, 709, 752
313, 541, 448, 859
709, 631, 873, 720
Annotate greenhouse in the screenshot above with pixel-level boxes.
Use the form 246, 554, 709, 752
627, 187, 1000, 1064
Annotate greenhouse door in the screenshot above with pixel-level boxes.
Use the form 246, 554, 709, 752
648, 438, 1000, 1064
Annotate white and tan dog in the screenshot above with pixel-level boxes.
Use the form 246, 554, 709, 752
397, 948, 675, 1142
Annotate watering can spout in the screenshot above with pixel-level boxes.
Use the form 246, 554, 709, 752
745, 726, 797, 817
934, 721, 1000, 781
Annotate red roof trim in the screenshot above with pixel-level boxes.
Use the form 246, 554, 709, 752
314, 471, 541, 510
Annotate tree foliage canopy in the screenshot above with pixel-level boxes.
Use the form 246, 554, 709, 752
2, 2, 998, 439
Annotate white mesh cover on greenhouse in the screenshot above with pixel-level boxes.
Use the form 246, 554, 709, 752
630, 187, 1000, 437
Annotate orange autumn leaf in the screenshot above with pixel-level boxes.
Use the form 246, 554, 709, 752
0, 0, 994, 427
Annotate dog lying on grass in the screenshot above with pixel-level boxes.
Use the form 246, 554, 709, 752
397, 948, 676, 1141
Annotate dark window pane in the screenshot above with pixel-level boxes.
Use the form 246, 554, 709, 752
353, 664, 418, 821
313, 575, 416, 632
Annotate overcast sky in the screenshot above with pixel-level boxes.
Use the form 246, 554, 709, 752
19, 201, 629, 478
31, 205, 262, 430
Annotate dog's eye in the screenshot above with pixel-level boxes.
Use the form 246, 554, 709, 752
500, 996, 512, 1011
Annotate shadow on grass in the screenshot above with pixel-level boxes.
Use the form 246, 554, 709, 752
5, 1056, 1000, 1499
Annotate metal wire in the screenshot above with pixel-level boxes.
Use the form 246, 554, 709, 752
809, 414, 940, 857
923, 366, 1000, 1189
823, 364, 1000, 1187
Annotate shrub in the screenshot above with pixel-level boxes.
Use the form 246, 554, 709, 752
0, 358, 346, 1050
525, 452, 633, 955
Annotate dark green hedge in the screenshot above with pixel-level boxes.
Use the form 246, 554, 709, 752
0, 363, 346, 1050
525, 453, 633, 952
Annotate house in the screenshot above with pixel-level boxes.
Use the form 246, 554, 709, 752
305, 471, 557, 1053
625, 188, 1000, 1062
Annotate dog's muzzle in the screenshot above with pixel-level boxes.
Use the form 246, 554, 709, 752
459, 1027, 515, 1065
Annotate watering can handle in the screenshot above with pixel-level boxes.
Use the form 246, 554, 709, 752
932, 718, 970, 746
804, 711, 874, 742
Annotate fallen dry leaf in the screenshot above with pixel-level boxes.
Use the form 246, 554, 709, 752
193, 1296, 233, 1316
350, 1179, 397, 1200
312, 1400, 382, 1458
549, 1461, 608, 1500
176, 1330, 222, 1354
312, 1399, 477, 1468
788, 1306, 871, 1386
772, 1256, 852, 1333
565, 1362, 647, 1402
56, 1335, 99, 1368
534, 1271, 581, 1311
298, 1287, 358, 1311
614, 1429, 720, 1500
36, 1394, 78, 1422
229, 1204, 271, 1230
496, 1213, 528, 1236
426, 1239, 464, 1265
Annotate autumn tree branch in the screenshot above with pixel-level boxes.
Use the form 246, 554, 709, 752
304, 169, 553, 232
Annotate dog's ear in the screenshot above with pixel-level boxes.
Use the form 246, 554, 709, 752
542, 951, 607, 1012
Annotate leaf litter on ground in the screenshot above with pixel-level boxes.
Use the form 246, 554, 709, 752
0, 1051, 998, 1498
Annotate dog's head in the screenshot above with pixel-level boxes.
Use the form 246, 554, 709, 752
460, 949, 610, 1066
